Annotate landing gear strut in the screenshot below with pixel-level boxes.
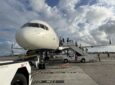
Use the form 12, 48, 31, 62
38, 52, 46, 69
26, 50, 46, 69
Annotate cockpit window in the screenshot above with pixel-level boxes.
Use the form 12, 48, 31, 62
22, 23, 39, 27
39, 24, 48, 30
22, 23, 48, 30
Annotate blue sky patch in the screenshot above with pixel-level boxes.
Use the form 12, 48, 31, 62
76, 0, 97, 8
46, 0, 59, 7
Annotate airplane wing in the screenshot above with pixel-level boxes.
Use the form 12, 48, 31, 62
82, 44, 113, 48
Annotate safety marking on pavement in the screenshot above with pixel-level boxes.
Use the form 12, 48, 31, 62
32, 80, 64, 84
36, 71, 78, 74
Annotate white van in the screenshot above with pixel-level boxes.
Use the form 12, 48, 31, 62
52, 47, 96, 63
77, 55, 97, 63
53, 54, 96, 63
53, 48, 75, 63
53, 54, 75, 63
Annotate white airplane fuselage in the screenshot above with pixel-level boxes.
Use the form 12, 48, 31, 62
16, 20, 59, 50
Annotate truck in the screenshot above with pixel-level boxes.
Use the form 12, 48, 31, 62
0, 58, 32, 85
50, 46, 96, 63
52, 52, 96, 63
76, 55, 97, 63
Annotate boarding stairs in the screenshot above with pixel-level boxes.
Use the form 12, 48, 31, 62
62, 43, 88, 56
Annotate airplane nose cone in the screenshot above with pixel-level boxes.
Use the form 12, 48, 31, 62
16, 27, 40, 49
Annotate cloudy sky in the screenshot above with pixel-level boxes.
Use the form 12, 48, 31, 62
0, 0, 115, 55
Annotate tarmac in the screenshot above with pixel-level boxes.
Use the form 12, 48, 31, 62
32, 63, 98, 85
1, 55, 115, 85
31, 57, 115, 85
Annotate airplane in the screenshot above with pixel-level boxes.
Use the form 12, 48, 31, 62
15, 20, 59, 69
